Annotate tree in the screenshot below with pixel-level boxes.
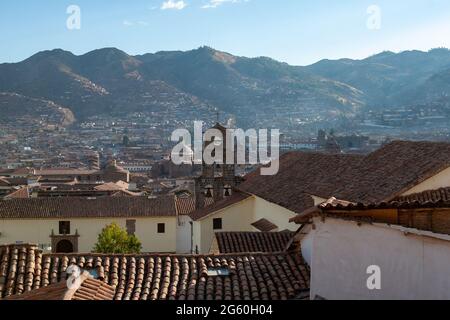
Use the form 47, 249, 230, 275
93, 223, 142, 254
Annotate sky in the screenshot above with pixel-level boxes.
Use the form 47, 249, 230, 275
1, 0, 450, 66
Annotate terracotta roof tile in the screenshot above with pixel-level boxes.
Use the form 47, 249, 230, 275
0, 196, 177, 219
334, 141, 450, 203
240, 141, 450, 213
4, 187, 29, 199
239, 152, 363, 213
395, 188, 450, 204
215, 232, 295, 253
0, 244, 310, 301
4, 275, 115, 300
251, 218, 278, 232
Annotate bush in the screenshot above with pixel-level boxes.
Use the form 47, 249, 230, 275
93, 223, 142, 254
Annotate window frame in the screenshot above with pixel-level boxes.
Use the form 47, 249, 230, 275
213, 218, 223, 230
59, 221, 71, 235
157, 223, 166, 234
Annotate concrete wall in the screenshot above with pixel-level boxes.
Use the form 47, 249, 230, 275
0, 217, 177, 253
402, 166, 450, 196
308, 217, 450, 300
192, 196, 298, 253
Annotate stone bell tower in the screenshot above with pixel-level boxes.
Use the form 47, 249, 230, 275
195, 123, 240, 209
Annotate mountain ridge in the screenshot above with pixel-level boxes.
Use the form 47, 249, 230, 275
1, 46, 450, 126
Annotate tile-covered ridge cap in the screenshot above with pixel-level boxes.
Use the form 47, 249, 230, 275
44, 250, 301, 259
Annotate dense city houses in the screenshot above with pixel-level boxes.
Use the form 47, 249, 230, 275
2, 124, 450, 299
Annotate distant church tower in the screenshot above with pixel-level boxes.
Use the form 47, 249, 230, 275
195, 123, 241, 209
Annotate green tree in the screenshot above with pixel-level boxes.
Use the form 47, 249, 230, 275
93, 223, 142, 254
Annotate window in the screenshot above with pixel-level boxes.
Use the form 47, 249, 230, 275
207, 267, 230, 277
59, 221, 71, 235
157, 223, 165, 234
126, 219, 136, 235
213, 218, 222, 230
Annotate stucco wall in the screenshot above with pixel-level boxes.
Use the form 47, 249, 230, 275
253, 197, 298, 232
402, 166, 450, 196
309, 217, 450, 300
0, 217, 177, 253
194, 197, 256, 253
192, 196, 298, 253
177, 215, 193, 254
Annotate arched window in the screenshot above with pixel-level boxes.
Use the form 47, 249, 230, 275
205, 185, 213, 198
224, 185, 232, 197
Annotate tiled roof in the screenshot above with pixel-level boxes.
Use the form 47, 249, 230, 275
4, 187, 29, 199
0, 196, 177, 219
215, 232, 295, 254
175, 196, 196, 216
4, 273, 115, 300
0, 244, 310, 300
240, 141, 450, 213
333, 141, 450, 203
290, 193, 450, 226
251, 218, 278, 232
239, 152, 363, 213
35, 169, 98, 176
395, 188, 450, 204
0, 177, 11, 187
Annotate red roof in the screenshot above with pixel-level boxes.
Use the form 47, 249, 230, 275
0, 244, 310, 300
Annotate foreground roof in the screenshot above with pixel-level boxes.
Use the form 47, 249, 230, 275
4, 273, 115, 301
0, 196, 177, 219
290, 191, 450, 237
0, 244, 310, 301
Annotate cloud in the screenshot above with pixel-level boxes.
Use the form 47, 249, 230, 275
161, 0, 187, 10
123, 20, 134, 27
202, 0, 248, 9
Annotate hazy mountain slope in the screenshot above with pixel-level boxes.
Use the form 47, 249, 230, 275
138, 47, 365, 116
1, 47, 450, 124
304, 48, 450, 107
0, 92, 75, 126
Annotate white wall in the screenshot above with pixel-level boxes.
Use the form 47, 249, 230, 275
191, 196, 299, 254
402, 166, 450, 196
0, 217, 177, 253
309, 217, 450, 300
176, 215, 193, 254
253, 197, 298, 232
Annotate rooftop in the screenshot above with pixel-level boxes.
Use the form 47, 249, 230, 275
0, 244, 310, 300
0, 196, 177, 219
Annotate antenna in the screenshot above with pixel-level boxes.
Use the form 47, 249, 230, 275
215, 108, 220, 124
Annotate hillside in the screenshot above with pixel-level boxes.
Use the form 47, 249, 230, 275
1, 47, 450, 126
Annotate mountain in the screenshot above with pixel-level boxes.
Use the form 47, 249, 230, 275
0, 92, 75, 127
137, 46, 365, 116
0, 47, 366, 125
1, 47, 450, 126
304, 48, 450, 107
